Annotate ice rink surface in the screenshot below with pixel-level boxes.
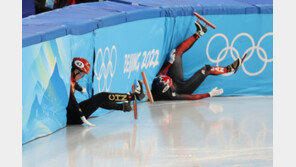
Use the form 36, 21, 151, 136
23, 96, 273, 167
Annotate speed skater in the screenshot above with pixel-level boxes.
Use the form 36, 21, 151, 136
67, 57, 145, 126
151, 20, 245, 101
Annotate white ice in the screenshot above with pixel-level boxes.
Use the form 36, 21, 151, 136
23, 96, 273, 167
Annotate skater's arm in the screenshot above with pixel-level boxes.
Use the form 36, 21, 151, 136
171, 87, 223, 100
171, 93, 210, 100
74, 82, 83, 92
75, 83, 88, 93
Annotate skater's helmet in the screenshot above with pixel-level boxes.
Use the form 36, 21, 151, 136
152, 75, 173, 94
72, 57, 91, 74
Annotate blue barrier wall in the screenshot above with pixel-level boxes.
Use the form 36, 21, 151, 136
22, 0, 273, 143
22, 36, 72, 143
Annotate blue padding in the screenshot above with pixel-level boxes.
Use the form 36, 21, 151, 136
84, 1, 164, 21
234, 0, 272, 4
234, 0, 273, 14
257, 4, 273, 14
22, 1, 157, 47
115, 0, 273, 14
112, 0, 200, 6
22, 0, 273, 47
195, 0, 257, 15
22, 24, 67, 47
126, 8, 163, 21
110, 0, 261, 15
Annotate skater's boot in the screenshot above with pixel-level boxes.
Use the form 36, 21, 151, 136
195, 21, 207, 37
227, 53, 248, 73
227, 58, 242, 73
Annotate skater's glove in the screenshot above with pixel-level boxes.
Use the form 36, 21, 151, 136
209, 87, 223, 97
81, 87, 87, 93
122, 101, 132, 112
169, 49, 176, 64
81, 116, 96, 127
135, 81, 145, 100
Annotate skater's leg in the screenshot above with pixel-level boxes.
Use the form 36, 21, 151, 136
173, 20, 207, 56
157, 34, 200, 77
167, 33, 200, 82
209, 53, 247, 75
66, 103, 84, 125
167, 51, 184, 82
79, 92, 133, 118
167, 21, 207, 82
209, 66, 230, 75
175, 65, 211, 94
175, 33, 200, 56
176, 55, 246, 94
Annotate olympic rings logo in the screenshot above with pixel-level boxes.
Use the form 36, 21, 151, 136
206, 32, 273, 76
94, 46, 117, 92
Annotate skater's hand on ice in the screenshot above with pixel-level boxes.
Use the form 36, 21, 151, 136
81, 116, 96, 127
82, 87, 87, 93
209, 87, 223, 97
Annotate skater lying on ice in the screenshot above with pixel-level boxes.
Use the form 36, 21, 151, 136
67, 57, 145, 126
151, 18, 246, 101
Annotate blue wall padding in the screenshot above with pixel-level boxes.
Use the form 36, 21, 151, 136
23, 24, 67, 47
234, 0, 272, 4
110, 0, 272, 14
22, 0, 272, 47
233, 0, 273, 13
22, 36, 72, 144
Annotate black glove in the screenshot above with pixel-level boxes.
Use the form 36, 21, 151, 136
135, 81, 145, 100
122, 102, 132, 112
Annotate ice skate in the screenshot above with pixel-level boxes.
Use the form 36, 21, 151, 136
195, 21, 207, 37
193, 12, 216, 29
227, 53, 248, 73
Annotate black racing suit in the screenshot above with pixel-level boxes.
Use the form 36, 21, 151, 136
66, 75, 133, 125
151, 33, 211, 101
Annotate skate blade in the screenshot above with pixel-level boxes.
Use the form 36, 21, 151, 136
241, 53, 248, 63
132, 84, 137, 120
141, 71, 154, 104
193, 12, 216, 29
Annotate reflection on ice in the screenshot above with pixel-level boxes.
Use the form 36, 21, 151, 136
23, 96, 273, 167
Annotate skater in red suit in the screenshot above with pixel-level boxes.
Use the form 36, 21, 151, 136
151, 20, 245, 101
67, 57, 145, 126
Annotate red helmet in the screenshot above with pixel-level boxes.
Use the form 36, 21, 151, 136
72, 57, 91, 74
